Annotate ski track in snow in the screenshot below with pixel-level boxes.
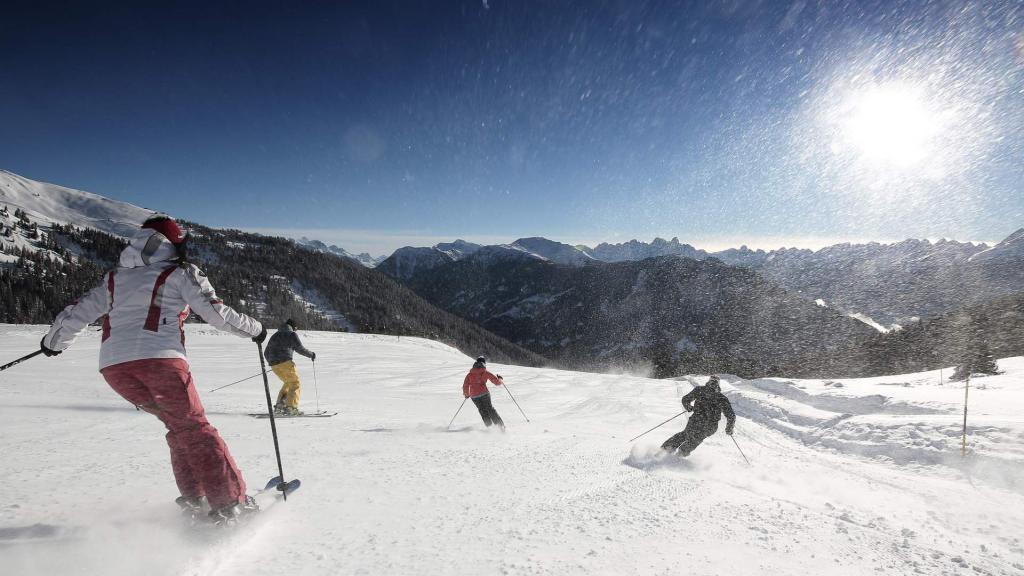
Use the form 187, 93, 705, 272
1, 325, 1023, 575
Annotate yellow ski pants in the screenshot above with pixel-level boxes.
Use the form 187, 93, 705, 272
271, 361, 301, 409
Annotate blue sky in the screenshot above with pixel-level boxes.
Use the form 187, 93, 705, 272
1, 1, 1021, 256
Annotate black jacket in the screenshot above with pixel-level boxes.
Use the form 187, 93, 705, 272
682, 385, 736, 432
264, 324, 315, 366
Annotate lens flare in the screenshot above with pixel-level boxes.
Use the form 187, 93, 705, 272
840, 83, 950, 169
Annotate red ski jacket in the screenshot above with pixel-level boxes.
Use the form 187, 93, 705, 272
463, 367, 503, 398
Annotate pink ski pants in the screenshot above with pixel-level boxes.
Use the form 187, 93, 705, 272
100, 358, 246, 509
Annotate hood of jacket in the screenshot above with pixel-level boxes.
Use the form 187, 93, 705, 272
119, 229, 181, 269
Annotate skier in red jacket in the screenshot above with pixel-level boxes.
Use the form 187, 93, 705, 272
463, 356, 505, 430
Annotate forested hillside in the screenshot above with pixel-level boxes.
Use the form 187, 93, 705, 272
0, 208, 545, 366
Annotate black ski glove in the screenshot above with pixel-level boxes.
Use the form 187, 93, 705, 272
726, 427, 734, 435
40, 338, 61, 357
310, 352, 316, 361
252, 327, 267, 344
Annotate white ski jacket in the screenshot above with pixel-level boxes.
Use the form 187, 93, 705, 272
43, 229, 263, 370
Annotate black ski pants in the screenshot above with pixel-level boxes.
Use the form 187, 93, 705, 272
661, 416, 717, 456
471, 393, 504, 428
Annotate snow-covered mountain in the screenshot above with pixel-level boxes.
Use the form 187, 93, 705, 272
3, 325, 1021, 575
384, 232, 1023, 327
376, 238, 552, 280
0, 170, 545, 364
434, 239, 483, 259
0, 169, 153, 237
968, 227, 1024, 264
375, 246, 457, 281
0, 169, 386, 269
296, 237, 384, 268
510, 237, 596, 266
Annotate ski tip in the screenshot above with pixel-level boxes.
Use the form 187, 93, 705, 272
264, 476, 283, 490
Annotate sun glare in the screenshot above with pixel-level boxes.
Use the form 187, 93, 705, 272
841, 83, 946, 169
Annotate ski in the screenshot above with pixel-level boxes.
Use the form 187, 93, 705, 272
183, 475, 300, 530
248, 411, 337, 419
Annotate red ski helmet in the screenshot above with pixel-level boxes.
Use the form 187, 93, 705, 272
142, 214, 187, 245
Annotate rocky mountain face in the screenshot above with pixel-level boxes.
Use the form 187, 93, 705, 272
582, 236, 709, 262
382, 232, 1023, 329
398, 254, 879, 378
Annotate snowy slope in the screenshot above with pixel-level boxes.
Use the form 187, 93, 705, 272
0, 170, 152, 237
1, 325, 1023, 575
969, 228, 1024, 264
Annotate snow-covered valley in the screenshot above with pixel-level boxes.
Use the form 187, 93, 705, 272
2, 325, 1023, 575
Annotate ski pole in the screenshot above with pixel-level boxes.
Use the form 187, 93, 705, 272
730, 434, 751, 465
447, 398, 468, 430
500, 380, 530, 423
961, 374, 970, 457
256, 341, 290, 501
1, 349, 44, 372
312, 359, 321, 415
207, 370, 267, 393
628, 411, 686, 442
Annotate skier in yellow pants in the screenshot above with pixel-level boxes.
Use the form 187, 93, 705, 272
263, 319, 316, 415
271, 361, 302, 412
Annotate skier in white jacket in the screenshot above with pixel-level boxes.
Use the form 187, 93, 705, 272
40, 214, 267, 523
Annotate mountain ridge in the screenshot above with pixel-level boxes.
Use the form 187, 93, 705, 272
0, 169, 545, 366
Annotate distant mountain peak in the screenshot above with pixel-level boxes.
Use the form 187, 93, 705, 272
435, 239, 482, 259
296, 236, 383, 267
510, 237, 595, 266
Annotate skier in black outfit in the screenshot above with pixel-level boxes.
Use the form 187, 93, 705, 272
661, 375, 736, 457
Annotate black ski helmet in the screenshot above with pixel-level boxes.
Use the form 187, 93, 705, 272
286, 319, 299, 330
476, 356, 486, 364
706, 375, 721, 391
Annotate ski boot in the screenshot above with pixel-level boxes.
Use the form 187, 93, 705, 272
274, 403, 302, 416
208, 495, 260, 527
176, 495, 209, 521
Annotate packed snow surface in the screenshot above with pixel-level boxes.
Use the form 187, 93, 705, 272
1, 325, 1023, 575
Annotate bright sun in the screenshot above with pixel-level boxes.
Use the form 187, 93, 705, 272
838, 83, 948, 169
